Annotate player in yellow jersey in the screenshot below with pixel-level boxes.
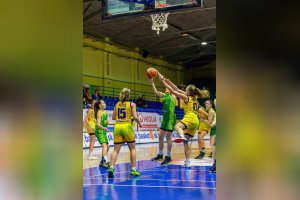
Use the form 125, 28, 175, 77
209, 98, 217, 173
195, 106, 209, 159
195, 100, 216, 159
158, 74, 210, 168
108, 88, 142, 178
83, 99, 98, 160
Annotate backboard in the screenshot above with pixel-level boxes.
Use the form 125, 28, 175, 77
102, 0, 203, 20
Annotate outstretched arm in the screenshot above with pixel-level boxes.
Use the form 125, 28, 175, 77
149, 78, 164, 98
159, 75, 188, 102
164, 78, 186, 95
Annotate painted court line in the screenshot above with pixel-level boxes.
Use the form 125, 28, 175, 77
84, 177, 216, 182
88, 168, 211, 178
83, 183, 216, 190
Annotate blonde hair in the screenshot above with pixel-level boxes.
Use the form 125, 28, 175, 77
119, 88, 130, 102
186, 84, 210, 99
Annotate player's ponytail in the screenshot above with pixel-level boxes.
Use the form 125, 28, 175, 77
196, 88, 210, 99
186, 84, 210, 99
94, 100, 101, 119
119, 88, 131, 102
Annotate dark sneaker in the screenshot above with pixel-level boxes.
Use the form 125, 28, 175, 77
108, 167, 114, 178
130, 169, 141, 176
151, 154, 163, 161
161, 156, 172, 165
195, 151, 205, 159
209, 163, 216, 173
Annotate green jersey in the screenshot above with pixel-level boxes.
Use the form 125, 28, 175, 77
162, 93, 176, 114
100, 111, 108, 128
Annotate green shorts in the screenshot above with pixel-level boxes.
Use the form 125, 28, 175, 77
210, 126, 216, 136
95, 126, 108, 144
160, 112, 176, 132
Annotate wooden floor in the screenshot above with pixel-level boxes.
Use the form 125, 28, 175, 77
83, 141, 212, 169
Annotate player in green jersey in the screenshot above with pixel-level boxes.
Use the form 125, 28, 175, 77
94, 100, 110, 168
148, 77, 177, 165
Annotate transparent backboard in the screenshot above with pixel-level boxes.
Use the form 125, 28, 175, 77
102, 0, 203, 19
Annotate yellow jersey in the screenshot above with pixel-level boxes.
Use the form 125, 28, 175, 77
114, 101, 132, 123
184, 96, 199, 114
87, 109, 95, 124
198, 106, 208, 120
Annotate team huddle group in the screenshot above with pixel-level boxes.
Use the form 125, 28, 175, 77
83, 73, 217, 178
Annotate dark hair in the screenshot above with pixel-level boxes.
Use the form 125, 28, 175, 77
94, 100, 104, 119
205, 100, 214, 105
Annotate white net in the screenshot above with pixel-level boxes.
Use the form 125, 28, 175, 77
151, 12, 170, 35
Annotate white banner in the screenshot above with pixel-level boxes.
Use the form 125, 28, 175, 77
137, 112, 159, 131
83, 109, 209, 148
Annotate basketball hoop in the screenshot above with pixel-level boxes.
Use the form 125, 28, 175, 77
151, 12, 170, 35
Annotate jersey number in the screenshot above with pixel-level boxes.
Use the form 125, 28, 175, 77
118, 108, 126, 119
193, 103, 199, 112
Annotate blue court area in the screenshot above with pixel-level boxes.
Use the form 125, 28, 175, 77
83, 160, 216, 200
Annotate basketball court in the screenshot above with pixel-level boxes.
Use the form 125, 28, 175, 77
83, 143, 215, 200
83, 0, 216, 199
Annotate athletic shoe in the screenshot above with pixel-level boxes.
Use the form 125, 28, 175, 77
87, 155, 98, 160
195, 151, 205, 159
108, 167, 114, 178
208, 152, 213, 158
174, 137, 187, 143
100, 162, 110, 168
209, 163, 216, 173
161, 156, 172, 165
130, 169, 141, 176
151, 154, 163, 161
182, 160, 191, 168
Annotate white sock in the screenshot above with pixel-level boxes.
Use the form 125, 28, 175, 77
158, 150, 163, 155
132, 167, 136, 170
104, 156, 108, 162
88, 151, 93, 156
167, 151, 171, 157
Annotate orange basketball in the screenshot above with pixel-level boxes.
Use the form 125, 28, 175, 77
146, 68, 158, 79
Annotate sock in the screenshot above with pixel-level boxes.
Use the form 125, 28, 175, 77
201, 147, 205, 153
132, 167, 136, 170
104, 156, 108, 162
167, 151, 171, 157
158, 150, 163, 155
110, 165, 114, 169
88, 151, 93, 156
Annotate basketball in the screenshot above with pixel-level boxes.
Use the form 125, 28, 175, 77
146, 68, 158, 79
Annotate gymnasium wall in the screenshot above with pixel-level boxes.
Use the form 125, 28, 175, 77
83, 35, 185, 99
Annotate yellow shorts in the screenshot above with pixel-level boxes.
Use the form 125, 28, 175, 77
86, 121, 95, 134
114, 123, 135, 144
180, 113, 199, 137
198, 121, 211, 132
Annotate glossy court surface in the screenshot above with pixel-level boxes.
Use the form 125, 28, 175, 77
83, 142, 216, 200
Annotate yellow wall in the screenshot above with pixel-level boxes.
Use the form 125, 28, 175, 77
83, 36, 184, 100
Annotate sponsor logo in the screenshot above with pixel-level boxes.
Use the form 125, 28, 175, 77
138, 113, 157, 123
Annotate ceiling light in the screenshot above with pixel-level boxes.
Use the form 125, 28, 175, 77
201, 41, 207, 45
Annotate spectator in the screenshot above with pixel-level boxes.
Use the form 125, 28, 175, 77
136, 95, 148, 108
83, 87, 92, 102
92, 86, 102, 100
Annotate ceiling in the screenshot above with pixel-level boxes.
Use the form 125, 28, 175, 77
83, 0, 216, 69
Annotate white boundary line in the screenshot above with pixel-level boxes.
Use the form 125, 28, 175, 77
83, 177, 216, 183
83, 183, 216, 190
88, 168, 211, 177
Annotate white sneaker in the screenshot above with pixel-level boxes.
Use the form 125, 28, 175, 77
87, 155, 98, 160
182, 160, 191, 168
